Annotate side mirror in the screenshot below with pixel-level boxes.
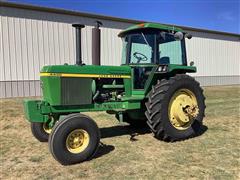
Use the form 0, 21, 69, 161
185, 33, 192, 39
174, 32, 184, 40
190, 61, 194, 66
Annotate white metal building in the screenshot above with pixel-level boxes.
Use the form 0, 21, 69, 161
1, 2, 240, 98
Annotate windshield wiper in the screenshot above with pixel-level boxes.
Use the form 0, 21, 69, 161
141, 32, 151, 49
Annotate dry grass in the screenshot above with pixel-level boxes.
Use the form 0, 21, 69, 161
0, 86, 240, 180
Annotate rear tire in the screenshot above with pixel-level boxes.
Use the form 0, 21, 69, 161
145, 74, 206, 142
31, 122, 52, 142
49, 114, 100, 165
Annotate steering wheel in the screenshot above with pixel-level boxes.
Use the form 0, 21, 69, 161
133, 52, 148, 63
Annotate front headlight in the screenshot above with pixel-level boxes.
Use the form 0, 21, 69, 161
157, 65, 168, 72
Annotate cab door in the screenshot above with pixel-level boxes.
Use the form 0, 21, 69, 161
127, 33, 156, 90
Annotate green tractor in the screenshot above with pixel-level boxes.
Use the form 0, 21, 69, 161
24, 22, 205, 165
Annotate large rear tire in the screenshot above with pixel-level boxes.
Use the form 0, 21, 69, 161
145, 74, 205, 142
49, 114, 100, 165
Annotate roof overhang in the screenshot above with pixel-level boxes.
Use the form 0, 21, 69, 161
118, 23, 183, 37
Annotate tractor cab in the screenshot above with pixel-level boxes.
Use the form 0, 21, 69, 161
119, 23, 191, 89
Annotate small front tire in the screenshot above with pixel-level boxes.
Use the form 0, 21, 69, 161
49, 114, 100, 165
31, 122, 52, 142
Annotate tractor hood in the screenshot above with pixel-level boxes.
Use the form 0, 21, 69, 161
40, 65, 131, 78
40, 64, 131, 106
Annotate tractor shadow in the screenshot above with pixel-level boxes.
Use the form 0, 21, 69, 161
193, 124, 208, 138
100, 124, 151, 140
93, 124, 150, 160
93, 124, 208, 159
93, 142, 115, 160
100, 123, 208, 141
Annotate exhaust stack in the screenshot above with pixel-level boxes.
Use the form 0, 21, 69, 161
72, 24, 85, 65
92, 21, 102, 65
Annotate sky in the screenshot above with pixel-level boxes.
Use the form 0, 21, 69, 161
7, 0, 240, 34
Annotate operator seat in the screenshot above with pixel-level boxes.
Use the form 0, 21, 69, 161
159, 56, 170, 64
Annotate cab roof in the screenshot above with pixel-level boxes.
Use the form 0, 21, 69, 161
118, 23, 183, 37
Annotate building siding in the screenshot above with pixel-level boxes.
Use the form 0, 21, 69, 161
186, 31, 240, 77
0, 6, 239, 98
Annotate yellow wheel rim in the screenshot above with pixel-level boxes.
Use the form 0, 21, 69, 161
168, 89, 199, 130
43, 123, 52, 134
66, 129, 90, 154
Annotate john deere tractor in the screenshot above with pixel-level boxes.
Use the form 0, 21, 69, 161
24, 22, 205, 165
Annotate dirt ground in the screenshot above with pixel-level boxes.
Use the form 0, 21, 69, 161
0, 86, 239, 180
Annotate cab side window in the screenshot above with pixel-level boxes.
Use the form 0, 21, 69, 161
158, 33, 184, 65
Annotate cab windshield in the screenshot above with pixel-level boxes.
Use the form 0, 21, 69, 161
121, 31, 187, 65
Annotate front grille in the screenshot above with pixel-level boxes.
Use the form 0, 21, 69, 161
61, 78, 92, 105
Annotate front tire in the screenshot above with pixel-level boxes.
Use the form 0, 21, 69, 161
49, 114, 100, 165
31, 122, 52, 142
145, 74, 206, 142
